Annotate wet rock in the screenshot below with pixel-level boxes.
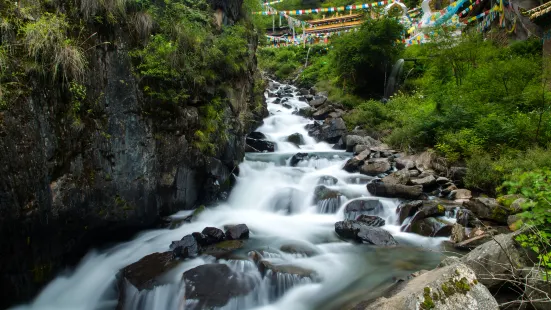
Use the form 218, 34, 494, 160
295, 106, 314, 117
410, 217, 453, 237
225, 224, 249, 240
364, 262, 499, 310
201, 240, 246, 259
346, 135, 380, 152
354, 144, 370, 154
247, 132, 267, 140
344, 199, 384, 220
299, 88, 309, 95
310, 117, 347, 143
449, 189, 472, 200
314, 185, 343, 214
382, 169, 411, 185
183, 264, 255, 309
335, 220, 397, 246
246, 136, 275, 153
396, 200, 423, 224
119, 252, 177, 291
455, 209, 483, 228
309, 96, 327, 108
357, 215, 385, 227
191, 232, 209, 246
451, 223, 466, 243
201, 227, 225, 244
317, 175, 338, 185
436, 176, 450, 184
407, 202, 452, 225
395, 155, 416, 170
410, 175, 437, 189
463, 198, 511, 225
258, 260, 315, 278
359, 158, 391, 176
342, 157, 365, 173
273, 97, 282, 104
282, 103, 292, 109
367, 180, 423, 199
280, 243, 318, 256
171, 235, 199, 259
290, 152, 310, 167
461, 233, 532, 289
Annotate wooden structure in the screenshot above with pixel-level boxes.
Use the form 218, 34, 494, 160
305, 13, 363, 34
523, 2, 551, 56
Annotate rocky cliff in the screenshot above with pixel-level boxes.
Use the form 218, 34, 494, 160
0, 0, 266, 307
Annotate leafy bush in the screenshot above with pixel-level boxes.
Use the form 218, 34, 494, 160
503, 170, 551, 270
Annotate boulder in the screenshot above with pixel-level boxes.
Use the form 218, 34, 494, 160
343, 157, 365, 173
317, 175, 338, 185
317, 90, 329, 97
410, 217, 453, 237
360, 158, 391, 176
397, 200, 423, 224
407, 202, 452, 225
436, 177, 450, 184
171, 235, 199, 258
395, 155, 416, 170
290, 152, 309, 167
258, 260, 315, 278
354, 144, 370, 154
295, 106, 314, 117
509, 198, 527, 214
460, 233, 532, 289
453, 234, 492, 250
346, 135, 380, 152
463, 198, 511, 225
451, 223, 466, 243
410, 175, 437, 189
328, 109, 345, 119
316, 117, 347, 143
344, 199, 384, 220
248, 132, 267, 140
299, 88, 309, 95
225, 224, 249, 240
382, 169, 411, 186
449, 189, 472, 200
119, 252, 177, 291
246, 137, 275, 152
363, 263, 499, 310
357, 215, 386, 227
201, 240, 246, 259
309, 96, 327, 108
286, 133, 305, 145
456, 209, 483, 228
314, 185, 343, 214
367, 180, 424, 199
183, 264, 255, 309
335, 220, 397, 246
201, 227, 225, 245
450, 166, 467, 186
507, 214, 523, 231
280, 243, 319, 257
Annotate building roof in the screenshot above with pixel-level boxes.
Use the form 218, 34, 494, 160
523, 1, 551, 22
305, 20, 363, 33
309, 13, 362, 25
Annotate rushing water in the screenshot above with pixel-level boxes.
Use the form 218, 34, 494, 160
13, 82, 450, 310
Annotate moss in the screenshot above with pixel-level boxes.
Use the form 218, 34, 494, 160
441, 282, 455, 297
472, 279, 478, 285
421, 287, 435, 309
437, 204, 445, 212
455, 277, 471, 292
192, 205, 206, 217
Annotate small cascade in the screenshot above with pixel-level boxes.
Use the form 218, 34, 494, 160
264, 270, 314, 301
122, 283, 185, 310
317, 196, 345, 214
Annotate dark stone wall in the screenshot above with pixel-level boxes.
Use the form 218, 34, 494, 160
0, 1, 266, 308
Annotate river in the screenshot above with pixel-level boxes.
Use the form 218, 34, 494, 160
12, 82, 450, 310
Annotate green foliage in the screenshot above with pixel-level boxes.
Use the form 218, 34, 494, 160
330, 18, 404, 97
464, 148, 551, 195
22, 13, 86, 82
503, 170, 551, 270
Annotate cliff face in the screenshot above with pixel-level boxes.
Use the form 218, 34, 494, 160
0, 0, 266, 307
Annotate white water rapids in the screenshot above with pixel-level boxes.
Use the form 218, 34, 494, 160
12, 82, 450, 310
